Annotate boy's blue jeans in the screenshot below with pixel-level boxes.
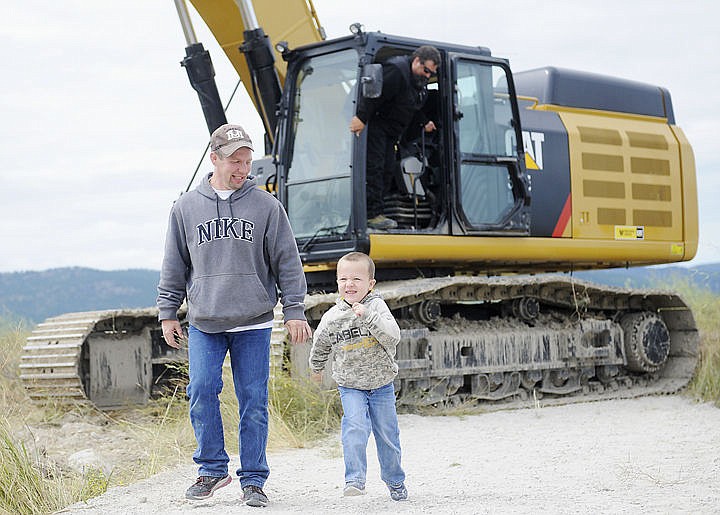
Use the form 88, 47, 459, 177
186, 325, 271, 487
338, 382, 405, 487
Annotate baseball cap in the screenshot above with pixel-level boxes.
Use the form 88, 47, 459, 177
210, 124, 254, 157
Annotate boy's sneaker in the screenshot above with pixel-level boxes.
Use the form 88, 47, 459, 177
389, 483, 408, 501
242, 485, 269, 507
343, 482, 366, 496
185, 474, 231, 500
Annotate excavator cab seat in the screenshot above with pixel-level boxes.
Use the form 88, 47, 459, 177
399, 147, 427, 198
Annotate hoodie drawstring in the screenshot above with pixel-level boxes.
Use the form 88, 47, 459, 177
215, 194, 236, 227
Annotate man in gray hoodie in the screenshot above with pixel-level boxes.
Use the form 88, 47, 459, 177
157, 123, 311, 507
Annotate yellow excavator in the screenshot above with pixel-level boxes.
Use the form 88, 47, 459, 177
20, 0, 698, 409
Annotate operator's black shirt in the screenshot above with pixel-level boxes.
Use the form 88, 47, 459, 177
356, 56, 428, 138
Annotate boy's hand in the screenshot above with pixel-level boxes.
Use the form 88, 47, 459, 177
310, 372, 323, 383
351, 303, 366, 317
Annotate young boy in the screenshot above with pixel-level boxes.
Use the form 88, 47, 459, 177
309, 252, 407, 501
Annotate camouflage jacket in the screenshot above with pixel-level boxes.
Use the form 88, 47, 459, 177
309, 292, 401, 390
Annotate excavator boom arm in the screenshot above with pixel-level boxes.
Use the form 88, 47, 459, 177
188, 0, 325, 139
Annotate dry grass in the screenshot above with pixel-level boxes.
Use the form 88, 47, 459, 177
211, 362, 342, 453
635, 275, 720, 406
670, 284, 720, 406
267, 372, 342, 449
0, 416, 109, 515
0, 322, 110, 513
0, 319, 32, 419
0, 320, 341, 513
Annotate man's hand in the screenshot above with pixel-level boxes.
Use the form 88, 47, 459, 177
285, 319, 313, 344
349, 116, 366, 136
424, 120, 437, 132
161, 319, 184, 349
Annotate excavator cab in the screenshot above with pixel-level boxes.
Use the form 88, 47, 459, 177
273, 33, 530, 282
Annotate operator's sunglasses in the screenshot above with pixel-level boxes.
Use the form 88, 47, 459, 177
423, 65, 438, 78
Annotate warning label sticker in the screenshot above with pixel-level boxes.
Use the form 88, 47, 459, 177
614, 226, 645, 240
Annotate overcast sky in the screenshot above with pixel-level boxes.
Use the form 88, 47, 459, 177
1, 0, 717, 273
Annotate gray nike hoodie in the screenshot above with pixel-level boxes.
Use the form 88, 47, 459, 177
157, 173, 307, 332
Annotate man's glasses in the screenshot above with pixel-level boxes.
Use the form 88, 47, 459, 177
423, 66, 438, 78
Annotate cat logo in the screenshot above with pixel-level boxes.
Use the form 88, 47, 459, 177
522, 131, 545, 170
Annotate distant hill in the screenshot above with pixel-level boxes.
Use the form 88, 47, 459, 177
1, 264, 718, 325
573, 263, 720, 293
0, 268, 159, 324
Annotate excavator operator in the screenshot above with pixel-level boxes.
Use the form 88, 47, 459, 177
349, 45, 441, 230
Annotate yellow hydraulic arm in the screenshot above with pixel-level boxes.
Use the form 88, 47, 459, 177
189, 0, 325, 125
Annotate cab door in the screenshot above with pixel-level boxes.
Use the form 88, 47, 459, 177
449, 54, 530, 234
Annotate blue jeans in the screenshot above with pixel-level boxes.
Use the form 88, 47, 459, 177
338, 382, 405, 487
187, 325, 271, 487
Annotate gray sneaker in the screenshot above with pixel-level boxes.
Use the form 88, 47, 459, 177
185, 474, 231, 500
389, 482, 408, 501
343, 482, 366, 496
367, 215, 398, 230
242, 485, 269, 507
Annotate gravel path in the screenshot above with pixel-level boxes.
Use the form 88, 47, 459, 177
60, 395, 720, 514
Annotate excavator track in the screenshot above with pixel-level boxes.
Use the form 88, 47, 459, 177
20, 308, 186, 409
19, 304, 287, 409
301, 275, 700, 411
21, 276, 699, 411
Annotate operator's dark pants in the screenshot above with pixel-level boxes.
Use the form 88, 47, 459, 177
366, 123, 399, 219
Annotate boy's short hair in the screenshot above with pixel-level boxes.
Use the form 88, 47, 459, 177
337, 252, 375, 279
